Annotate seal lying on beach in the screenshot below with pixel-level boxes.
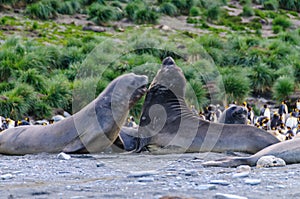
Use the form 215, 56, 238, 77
0, 73, 148, 155
135, 57, 279, 154
218, 105, 248, 124
202, 138, 300, 167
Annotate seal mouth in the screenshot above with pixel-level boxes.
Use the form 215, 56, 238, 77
129, 84, 148, 107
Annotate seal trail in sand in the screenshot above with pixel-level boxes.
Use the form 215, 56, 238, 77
0, 73, 148, 155
136, 57, 279, 154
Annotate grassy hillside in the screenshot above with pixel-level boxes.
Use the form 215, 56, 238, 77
0, 0, 300, 120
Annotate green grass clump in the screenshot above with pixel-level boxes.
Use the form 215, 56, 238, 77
18, 68, 47, 92
0, 60, 13, 82
171, 0, 194, 15
278, 0, 300, 11
88, 3, 117, 25
25, 0, 83, 20
134, 8, 159, 24
279, 31, 300, 45
25, 0, 58, 20
263, 0, 279, 10
254, 8, 266, 19
44, 74, 71, 110
218, 14, 245, 31
245, 37, 260, 47
293, 61, 300, 82
186, 17, 200, 24
0, 82, 14, 92
272, 25, 283, 33
248, 64, 275, 95
58, 0, 81, 15
272, 76, 295, 101
242, 5, 254, 17
186, 79, 208, 109
272, 16, 292, 30
32, 21, 39, 29
0, 83, 37, 119
124, 1, 159, 24
125, 0, 144, 21
206, 4, 221, 22
198, 34, 224, 49
248, 21, 262, 30
189, 6, 201, 16
221, 71, 251, 103
160, 2, 178, 16
0, 16, 17, 25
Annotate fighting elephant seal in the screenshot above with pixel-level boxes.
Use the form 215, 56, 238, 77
135, 57, 279, 154
111, 126, 139, 152
0, 73, 148, 155
202, 138, 300, 167
218, 105, 248, 124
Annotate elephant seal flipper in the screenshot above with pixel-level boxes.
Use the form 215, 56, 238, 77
202, 157, 252, 167
136, 57, 279, 154
119, 126, 139, 151
111, 126, 139, 152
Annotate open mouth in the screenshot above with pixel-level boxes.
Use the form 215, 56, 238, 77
135, 84, 148, 96
129, 84, 148, 107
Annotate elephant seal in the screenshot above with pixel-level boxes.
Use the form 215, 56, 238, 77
202, 138, 300, 167
112, 126, 139, 151
135, 57, 279, 154
0, 73, 148, 155
218, 105, 248, 124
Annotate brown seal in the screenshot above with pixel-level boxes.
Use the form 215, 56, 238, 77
135, 57, 279, 154
0, 73, 148, 155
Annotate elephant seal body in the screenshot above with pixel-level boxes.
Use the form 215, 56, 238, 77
0, 73, 148, 155
202, 138, 300, 167
112, 126, 139, 152
136, 57, 279, 154
218, 105, 248, 124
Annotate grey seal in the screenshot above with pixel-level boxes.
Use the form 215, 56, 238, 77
202, 138, 300, 167
0, 73, 148, 155
218, 105, 248, 124
135, 57, 279, 154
